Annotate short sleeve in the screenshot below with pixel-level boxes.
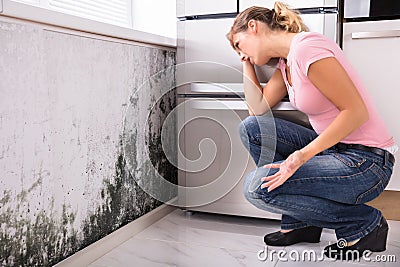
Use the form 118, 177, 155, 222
293, 35, 335, 77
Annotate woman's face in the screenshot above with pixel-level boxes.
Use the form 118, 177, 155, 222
232, 20, 271, 66
232, 31, 257, 64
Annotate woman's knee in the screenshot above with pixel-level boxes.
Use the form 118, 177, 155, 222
243, 168, 284, 216
238, 116, 255, 143
238, 115, 275, 145
243, 167, 275, 201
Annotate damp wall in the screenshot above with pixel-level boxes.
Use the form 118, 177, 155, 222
0, 17, 177, 266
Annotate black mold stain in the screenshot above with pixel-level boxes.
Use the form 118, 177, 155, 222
80, 152, 157, 249
79, 56, 177, 253
0, 187, 78, 267
146, 88, 178, 187
0, 132, 169, 267
144, 50, 177, 188
76, 48, 177, 263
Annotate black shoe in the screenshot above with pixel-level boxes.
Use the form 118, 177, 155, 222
264, 226, 323, 246
324, 217, 389, 261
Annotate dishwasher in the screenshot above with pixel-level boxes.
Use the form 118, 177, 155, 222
176, 83, 309, 219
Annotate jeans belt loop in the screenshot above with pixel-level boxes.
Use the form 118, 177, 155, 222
384, 150, 389, 169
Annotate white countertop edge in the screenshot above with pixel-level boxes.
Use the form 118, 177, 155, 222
191, 82, 268, 93
187, 83, 297, 111
0, 0, 177, 48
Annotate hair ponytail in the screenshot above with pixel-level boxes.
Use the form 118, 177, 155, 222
273, 1, 308, 33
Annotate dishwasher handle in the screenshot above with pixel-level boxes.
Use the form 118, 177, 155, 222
351, 30, 400, 39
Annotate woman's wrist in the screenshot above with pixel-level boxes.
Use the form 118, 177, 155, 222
299, 145, 320, 163
242, 60, 254, 68
242, 60, 258, 85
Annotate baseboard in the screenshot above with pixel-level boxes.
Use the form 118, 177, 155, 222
368, 190, 400, 221
54, 200, 177, 267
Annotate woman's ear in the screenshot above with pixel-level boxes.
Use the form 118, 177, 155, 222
247, 19, 258, 33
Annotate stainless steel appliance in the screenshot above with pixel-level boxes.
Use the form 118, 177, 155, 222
176, 0, 341, 218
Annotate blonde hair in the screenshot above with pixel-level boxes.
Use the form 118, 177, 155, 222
226, 1, 308, 49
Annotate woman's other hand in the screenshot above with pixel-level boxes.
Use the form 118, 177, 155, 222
260, 150, 306, 192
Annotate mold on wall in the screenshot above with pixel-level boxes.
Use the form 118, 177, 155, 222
0, 19, 177, 266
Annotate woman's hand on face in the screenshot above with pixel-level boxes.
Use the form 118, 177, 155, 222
260, 150, 306, 192
241, 55, 253, 65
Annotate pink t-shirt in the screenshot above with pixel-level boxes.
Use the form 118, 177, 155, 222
278, 31, 394, 149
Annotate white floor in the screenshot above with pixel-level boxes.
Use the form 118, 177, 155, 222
89, 209, 400, 266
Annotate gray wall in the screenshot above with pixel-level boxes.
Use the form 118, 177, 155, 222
0, 18, 177, 266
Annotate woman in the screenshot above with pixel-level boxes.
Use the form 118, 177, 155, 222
226, 1, 397, 260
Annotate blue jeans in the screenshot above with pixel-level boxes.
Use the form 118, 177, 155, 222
239, 115, 394, 242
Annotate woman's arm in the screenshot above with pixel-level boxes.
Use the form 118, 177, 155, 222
299, 57, 369, 162
243, 60, 287, 116
261, 57, 369, 191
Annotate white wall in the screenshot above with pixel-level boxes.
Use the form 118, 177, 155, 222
132, 0, 177, 38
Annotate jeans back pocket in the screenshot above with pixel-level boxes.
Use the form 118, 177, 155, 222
333, 151, 366, 168
355, 163, 391, 204
355, 179, 384, 204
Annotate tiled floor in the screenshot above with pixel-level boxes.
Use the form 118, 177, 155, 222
89, 209, 400, 266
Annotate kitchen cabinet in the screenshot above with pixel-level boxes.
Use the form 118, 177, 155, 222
342, 19, 400, 191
